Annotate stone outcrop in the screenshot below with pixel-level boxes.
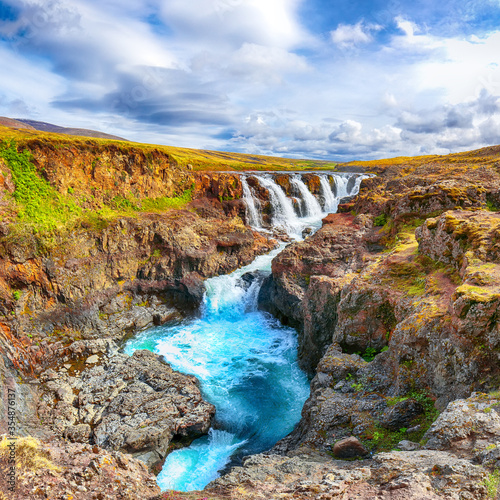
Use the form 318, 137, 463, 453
260, 169, 500, 459
207, 448, 488, 499
423, 393, 500, 461
258, 213, 375, 371
38, 348, 215, 470
0, 436, 161, 500
2, 136, 500, 499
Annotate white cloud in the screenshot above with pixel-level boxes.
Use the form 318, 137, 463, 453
227, 43, 309, 82
330, 21, 381, 48
158, 0, 308, 50
1, 0, 500, 161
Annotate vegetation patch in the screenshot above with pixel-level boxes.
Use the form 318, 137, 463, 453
362, 391, 439, 452
0, 436, 60, 472
484, 469, 500, 499
0, 140, 82, 232
0, 140, 196, 252
373, 213, 388, 227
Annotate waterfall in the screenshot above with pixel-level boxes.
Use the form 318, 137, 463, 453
352, 174, 369, 195
319, 175, 337, 212
290, 176, 323, 218
239, 172, 365, 240
333, 175, 350, 199
241, 176, 263, 229
125, 244, 309, 492
255, 175, 303, 239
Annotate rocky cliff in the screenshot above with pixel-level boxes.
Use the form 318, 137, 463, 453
240, 152, 500, 500
2, 136, 500, 500
0, 137, 277, 495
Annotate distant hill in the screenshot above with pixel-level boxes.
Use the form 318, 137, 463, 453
0, 117, 128, 141
0, 117, 37, 131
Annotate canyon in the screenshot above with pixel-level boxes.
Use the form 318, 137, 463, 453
1, 131, 500, 499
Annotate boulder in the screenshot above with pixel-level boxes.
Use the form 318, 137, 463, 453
380, 399, 425, 431
332, 436, 369, 458
423, 393, 500, 456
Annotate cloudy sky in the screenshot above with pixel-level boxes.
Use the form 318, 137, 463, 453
0, 0, 500, 160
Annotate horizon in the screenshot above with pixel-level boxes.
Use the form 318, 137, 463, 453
1, 1, 500, 161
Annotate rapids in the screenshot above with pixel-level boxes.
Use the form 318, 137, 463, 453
124, 172, 366, 491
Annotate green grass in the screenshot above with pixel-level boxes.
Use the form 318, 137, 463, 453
0, 140, 195, 250
484, 469, 500, 499
0, 140, 82, 232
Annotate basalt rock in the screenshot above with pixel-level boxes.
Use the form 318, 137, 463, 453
423, 393, 500, 459
258, 213, 377, 371
0, 210, 276, 375
380, 399, 425, 431
25, 139, 193, 211
38, 348, 215, 470
0, 437, 162, 500
207, 449, 489, 499
263, 189, 500, 458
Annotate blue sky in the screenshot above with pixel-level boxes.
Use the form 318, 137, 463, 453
0, 0, 500, 160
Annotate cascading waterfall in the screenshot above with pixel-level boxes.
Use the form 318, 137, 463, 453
255, 175, 304, 238
354, 174, 370, 194
319, 175, 337, 212
241, 176, 263, 229
240, 172, 366, 234
125, 171, 366, 493
290, 175, 323, 218
333, 174, 350, 199
125, 247, 309, 492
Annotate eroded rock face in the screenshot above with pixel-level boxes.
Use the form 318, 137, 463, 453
38, 348, 215, 469
0, 210, 275, 377
0, 438, 161, 500
207, 449, 488, 499
354, 166, 500, 221
423, 393, 500, 459
262, 202, 500, 456
258, 213, 375, 371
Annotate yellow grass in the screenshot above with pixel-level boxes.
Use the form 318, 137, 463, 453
0, 436, 60, 472
0, 125, 336, 172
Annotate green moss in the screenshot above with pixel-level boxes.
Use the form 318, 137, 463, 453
456, 284, 500, 303
373, 213, 388, 226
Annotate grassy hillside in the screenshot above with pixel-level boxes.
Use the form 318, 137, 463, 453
344, 145, 500, 175
0, 125, 337, 172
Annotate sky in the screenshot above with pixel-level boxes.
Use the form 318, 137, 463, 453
0, 1, 500, 160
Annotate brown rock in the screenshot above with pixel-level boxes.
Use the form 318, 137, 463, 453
332, 437, 369, 458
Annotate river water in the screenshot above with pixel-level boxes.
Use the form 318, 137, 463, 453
124, 172, 365, 491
